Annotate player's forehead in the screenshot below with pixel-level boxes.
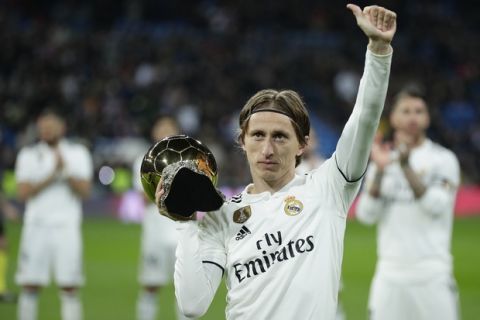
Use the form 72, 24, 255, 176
37, 113, 64, 125
246, 112, 295, 133
394, 96, 427, 111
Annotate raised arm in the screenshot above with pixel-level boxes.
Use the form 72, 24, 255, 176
335, 4, 397, 181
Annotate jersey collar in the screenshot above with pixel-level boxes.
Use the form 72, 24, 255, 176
242, 174, 305, 203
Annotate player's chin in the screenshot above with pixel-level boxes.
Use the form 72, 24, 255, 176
257, 169, 280, 181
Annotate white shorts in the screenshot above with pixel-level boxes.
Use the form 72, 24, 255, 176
16, 224, 83, 287
138, 206, 179, 286
368, 272, 459, 320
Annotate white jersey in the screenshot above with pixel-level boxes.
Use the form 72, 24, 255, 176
199, 158, 360, 319
356, 139, 460, 281
174, 49, 392, 320
15, 139, 93, 226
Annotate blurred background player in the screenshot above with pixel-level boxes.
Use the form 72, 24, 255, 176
14, 109, 93, 320
133, 115, 192, 320
0, 190, 19, 302
296, 128, 325, 175
356, 87, 461, 320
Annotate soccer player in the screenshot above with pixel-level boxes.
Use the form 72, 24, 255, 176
156, 4, 397, 320
14, 109, 93, 320
356, 88, 460, 320
134, 115, 192, 320
295, 128, 325, 175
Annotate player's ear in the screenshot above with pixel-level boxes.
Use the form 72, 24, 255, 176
238, 136, 246, 152
296, 135, 309, 157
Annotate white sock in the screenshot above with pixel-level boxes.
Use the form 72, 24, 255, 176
18, 291, 39, 320
136, 290, 158, 320
60, 291, 83, 320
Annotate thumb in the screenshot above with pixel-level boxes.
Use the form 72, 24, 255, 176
346, 3, 362, 18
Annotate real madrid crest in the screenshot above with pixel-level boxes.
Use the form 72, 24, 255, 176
233, 205, 252, 223
284, 196, 303, 216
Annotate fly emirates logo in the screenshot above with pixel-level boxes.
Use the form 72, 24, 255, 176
233, 231, 314, 283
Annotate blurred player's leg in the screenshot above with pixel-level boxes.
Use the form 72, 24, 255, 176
368, 274, 408, 320
54, 226, 84, 320
16, 225, 50, 320
415, 276, 459, 320
60, 290, 82, 320
136, 289, 158, 320
137, 207, 182, 320
18, 289, 38, 320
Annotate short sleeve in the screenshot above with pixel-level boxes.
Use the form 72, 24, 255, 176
432, 150, 460, 188
67, 145, 93, 180
15, 148, 34, 183
417, 149, 460, 217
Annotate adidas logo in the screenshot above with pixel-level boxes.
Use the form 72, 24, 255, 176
235, 226, 251, 241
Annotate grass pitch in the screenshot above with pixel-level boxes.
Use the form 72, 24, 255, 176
1, 216, 479, 319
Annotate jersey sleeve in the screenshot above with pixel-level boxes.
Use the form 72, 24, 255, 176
66, 145, 93, 180
310, 158, 363, 216
335, 49, 392, 182
198, 210, 228, 267
356, 163, 386, 224
418, 150, 460, 217
15, 148, 35, 183
174, 212, 226, 317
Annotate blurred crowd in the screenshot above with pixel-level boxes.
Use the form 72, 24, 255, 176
1, 0, 479, 193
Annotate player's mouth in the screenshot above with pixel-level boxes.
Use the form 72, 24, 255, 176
258, 161, 278, 169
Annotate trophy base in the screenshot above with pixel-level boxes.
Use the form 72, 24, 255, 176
165, 167, 224, 219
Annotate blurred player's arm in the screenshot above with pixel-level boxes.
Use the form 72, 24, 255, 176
366, 134, 391, 198
16, 149, 64, 201
398, 144, 426, 198
356, 164, 386, 224
335, 5, 396, 181
17, 180, 53, 201
400, 147, 460, 217
66, 178, 91, 199
65, 146, 93, 199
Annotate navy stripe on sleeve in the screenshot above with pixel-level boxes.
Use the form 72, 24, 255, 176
202, 260, 225, 276
334, 154, 367, 183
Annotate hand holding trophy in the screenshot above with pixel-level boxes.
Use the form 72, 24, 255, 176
140, 135, 225, 221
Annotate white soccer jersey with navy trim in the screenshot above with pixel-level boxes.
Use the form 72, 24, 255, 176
199, 157, 360, 319
174, 49, 392, 320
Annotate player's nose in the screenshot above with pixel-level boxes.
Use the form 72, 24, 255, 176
261, 139, 274, 157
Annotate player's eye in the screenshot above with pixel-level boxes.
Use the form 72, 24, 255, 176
273, 133, 287, 141
251, 131, 265, 139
